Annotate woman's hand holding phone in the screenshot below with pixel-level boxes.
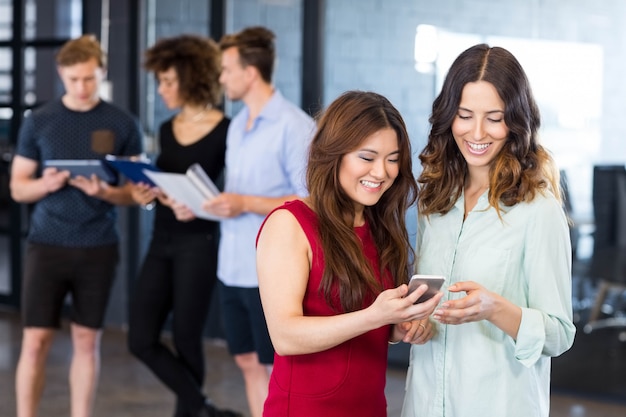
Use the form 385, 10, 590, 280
407, 274, 446, 304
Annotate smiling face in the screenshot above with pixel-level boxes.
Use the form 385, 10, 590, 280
338, 127, 400, 224
452, 80, 509, 178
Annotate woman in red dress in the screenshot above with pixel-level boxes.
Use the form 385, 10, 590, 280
256, 90, 443, 417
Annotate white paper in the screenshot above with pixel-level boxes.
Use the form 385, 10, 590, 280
143, 170, 222, 221
186, 163, 220, 198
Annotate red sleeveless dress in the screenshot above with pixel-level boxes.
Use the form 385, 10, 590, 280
260, 200, 394, 417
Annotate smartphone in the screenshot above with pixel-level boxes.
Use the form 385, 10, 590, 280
407, 274, 445, 303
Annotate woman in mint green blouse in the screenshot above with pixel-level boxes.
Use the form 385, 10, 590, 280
402, 44, 576, 417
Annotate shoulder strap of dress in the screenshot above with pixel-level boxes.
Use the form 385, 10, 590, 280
256, 200, 319, 250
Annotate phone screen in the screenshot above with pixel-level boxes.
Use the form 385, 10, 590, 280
407, 274, 445, 303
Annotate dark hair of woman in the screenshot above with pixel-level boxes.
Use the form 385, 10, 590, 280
144, 34, 222, 106
418, 43, 561, 216
306, 90, 418, 312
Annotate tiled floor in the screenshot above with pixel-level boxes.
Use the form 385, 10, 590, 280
0, 309, 625, 417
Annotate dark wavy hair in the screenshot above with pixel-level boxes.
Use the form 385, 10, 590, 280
307, 91, 418, 312
418, 43, 561, 216
144, 34, 223, 107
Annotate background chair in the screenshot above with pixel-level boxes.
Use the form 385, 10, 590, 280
583, 165, 626, 336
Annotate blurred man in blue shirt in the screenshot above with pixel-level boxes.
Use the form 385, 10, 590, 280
205, 26, 315, 417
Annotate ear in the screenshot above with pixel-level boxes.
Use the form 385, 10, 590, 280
244, 64, 259, 83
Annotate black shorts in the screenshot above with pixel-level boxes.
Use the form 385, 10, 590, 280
218, 281, 274, 364
21, 242, 119, 329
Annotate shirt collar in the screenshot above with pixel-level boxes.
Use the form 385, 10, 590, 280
247, 89, 285, 125
456, 188, 515, 216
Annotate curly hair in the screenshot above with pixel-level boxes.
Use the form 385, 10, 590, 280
144, 34, 222, 106
418, 43, 561, 217
56, 34, 106, 68
307, 91, 418, 313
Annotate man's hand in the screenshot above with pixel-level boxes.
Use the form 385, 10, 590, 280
203, 192, 246, 218
68, 174, 107, 198
41, 167, 71, 194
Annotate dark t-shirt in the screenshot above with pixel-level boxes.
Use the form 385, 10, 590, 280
153, 116, 229, 234
16, 99, 143, 247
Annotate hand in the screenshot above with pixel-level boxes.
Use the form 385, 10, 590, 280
68, 174, 107, 197
433, 281, 498, 325
394, 319, 435, 345
130, 182, 158, 206
169, 200, 196, 222
41, 167, 70, 194
202, 193, 245, 218
369, 283, 443, 329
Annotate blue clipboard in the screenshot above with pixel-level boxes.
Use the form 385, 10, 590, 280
104, 156, 161, 187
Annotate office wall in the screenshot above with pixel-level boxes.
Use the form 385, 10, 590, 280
214, 0, 626, 239
141, 0, 305, 133
324, 0, 626, 158
222, 0, 305, 117
323, 0, 626, 226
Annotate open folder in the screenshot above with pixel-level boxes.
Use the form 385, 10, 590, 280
143, 163, 223, 221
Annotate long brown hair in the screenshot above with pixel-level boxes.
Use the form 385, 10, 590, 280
418, 44, 560, 216
307, 91, 418, 312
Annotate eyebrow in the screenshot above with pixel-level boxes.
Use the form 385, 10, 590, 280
458, 107, 504, 115
358, 148, 400, 156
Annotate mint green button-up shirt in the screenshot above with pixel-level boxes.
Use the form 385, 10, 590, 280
402, 190, 576, 417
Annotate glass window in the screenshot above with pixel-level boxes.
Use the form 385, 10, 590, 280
0, 1, 11, 42
24, 46, 62, 105
0, 48, 11, 105
24, 0, 82, 41
0, 107, 12, 143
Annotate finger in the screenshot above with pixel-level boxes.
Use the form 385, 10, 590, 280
408, 291, 443, 317
378, 285, 409, 303
418, 326, 434, 343
447, 280, 478, 293
407, 322, 428, 344
434, 303, 474, 324
404, 283, 429, 304
402, 322, 419, 342
398, 321, 412, 332
440, 293, 474, 310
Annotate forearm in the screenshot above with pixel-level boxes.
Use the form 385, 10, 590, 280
242, 194, 300, 216
489, 294, 522, 340
10, 177, 51, 203
96, 183, 136, 205
269, 308, 382, 356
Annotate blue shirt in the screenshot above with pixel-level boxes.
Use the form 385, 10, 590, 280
218, 90, 315, 287
16, 99, 143, 247
402, 190, 576, 417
